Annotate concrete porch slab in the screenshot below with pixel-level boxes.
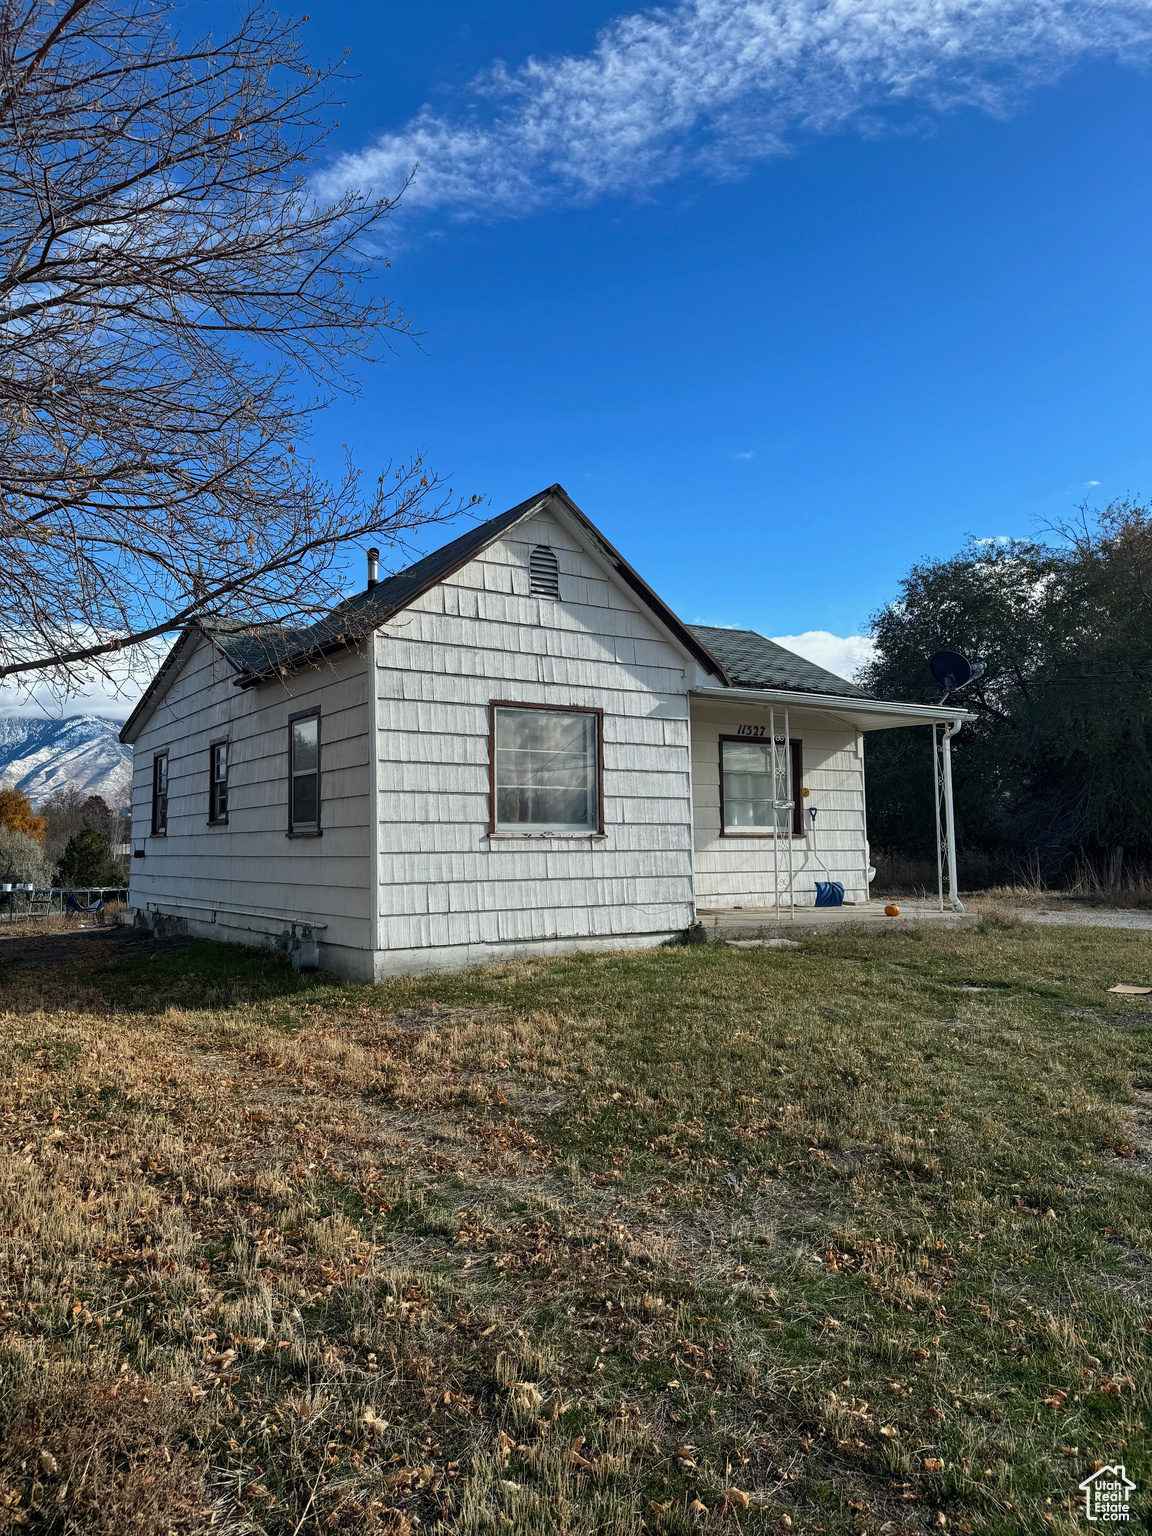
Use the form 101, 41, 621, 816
695, 900, 978, 940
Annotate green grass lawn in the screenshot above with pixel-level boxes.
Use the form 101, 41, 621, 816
1, 917, 1149, 1534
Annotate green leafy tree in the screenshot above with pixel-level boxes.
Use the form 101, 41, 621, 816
862, 502, 1152, 881
56, 828, 120, 889
41, 791, 129, 880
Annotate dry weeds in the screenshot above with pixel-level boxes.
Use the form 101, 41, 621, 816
1, 927, 1150, 1534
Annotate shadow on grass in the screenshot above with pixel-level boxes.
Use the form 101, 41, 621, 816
91, 937, 328, 1011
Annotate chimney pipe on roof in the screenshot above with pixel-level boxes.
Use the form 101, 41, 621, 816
366, 547, 379, 589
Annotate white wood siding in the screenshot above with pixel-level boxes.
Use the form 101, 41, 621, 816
371, 509, 695, 971
691, 700, 869, 908
123, 508, 881, 977
126, 636, 371, 972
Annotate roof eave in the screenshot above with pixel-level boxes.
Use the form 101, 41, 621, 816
233, 484, 732, 688
200, 623, 284, 671
233, 630, 363, 688
118, 625, 203, 744
690, 682, 975, 724
234, 488, 561, 686
546, 487, 729, 683
120, 618, 271, 741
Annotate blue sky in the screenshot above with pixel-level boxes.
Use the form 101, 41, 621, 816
305, 0, 1152, 659
7, 0, 1152, 716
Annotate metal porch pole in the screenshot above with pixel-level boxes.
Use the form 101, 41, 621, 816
770, 706, 779, 910
941, 719, 964, 914
785, 706, 794, 919
933, 723, 944, 913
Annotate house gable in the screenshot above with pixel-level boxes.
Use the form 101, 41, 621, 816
390, 504, 698, 689
124, 626, 374, 962
119, 627, 205, 745
229, 486, 728, 687
121, 487, 725, 745
365, 502, 700, 965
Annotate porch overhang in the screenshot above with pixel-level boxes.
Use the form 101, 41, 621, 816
689, 685, 975, 732
690, 682, 972, 915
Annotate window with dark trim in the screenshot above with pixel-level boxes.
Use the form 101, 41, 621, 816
288, 710, 321, 834
719, 736, 803, 836
208, 741, 229, 824
489, 702, 602, 834
151, 752, 169, 835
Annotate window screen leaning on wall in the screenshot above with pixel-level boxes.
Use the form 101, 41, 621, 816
720, 737, 803, 835
288, 711, 320, 833
492, 705, 600, 833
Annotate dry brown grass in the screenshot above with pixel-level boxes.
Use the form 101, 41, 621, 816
0, 946, 678, 1533
1, 929, 1150, 1534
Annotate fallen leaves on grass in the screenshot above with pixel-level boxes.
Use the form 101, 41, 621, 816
1, 927, 1150, 1535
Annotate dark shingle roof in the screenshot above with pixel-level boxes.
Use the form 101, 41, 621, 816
120, 493, 885, 744
119, 503, 546, 740
204, 624, 308, 676
122, 486, 726, 740
686, 626, 871, 698
218, 496, 551, 684
207, 486, 726, 688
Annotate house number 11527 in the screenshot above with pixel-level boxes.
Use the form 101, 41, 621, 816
735, 723, 766, 737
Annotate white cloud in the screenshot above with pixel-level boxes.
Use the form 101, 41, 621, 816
0, 676, 143, 722
320, 0, 1152, 221
0, 641, 163, 722
772, 629, 876, 681
734, 450, 756, 460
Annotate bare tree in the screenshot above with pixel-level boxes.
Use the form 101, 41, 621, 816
0, 0, 465, 699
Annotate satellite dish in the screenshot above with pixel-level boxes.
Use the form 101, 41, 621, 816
931, 651, 972, 690
930, 650, 985, 703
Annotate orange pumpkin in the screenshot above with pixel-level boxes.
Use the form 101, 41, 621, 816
884, 903, 901, 917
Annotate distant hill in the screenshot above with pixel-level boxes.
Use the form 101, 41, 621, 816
0, 715, 132, 808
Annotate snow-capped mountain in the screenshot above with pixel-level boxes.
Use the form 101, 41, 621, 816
0, 715, 132, 807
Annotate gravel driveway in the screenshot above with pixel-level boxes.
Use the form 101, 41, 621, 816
1019, 907, 1152, 930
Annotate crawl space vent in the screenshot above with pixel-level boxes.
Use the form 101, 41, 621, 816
529, 545, 560, 598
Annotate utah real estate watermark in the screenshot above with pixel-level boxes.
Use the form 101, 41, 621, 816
1079, 1466, 1137, 1523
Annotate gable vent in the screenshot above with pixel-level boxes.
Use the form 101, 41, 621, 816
529, 544, 560, 598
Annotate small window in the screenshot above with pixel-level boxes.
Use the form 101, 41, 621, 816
492, 705, 600, 833
151, 752, 169, 835
720, 736, 803, 836
209, 742, 229, 824
529, 545, 560, 598
289, 711, 320, 833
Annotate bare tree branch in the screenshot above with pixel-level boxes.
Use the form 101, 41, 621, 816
0, 0, 471, 700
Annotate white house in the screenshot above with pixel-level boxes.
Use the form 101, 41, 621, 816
120, 486, 968, 979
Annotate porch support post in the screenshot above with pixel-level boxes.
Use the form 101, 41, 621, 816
941, 718, 964, 914
686, 706, 697, 920
770, 705, 779, 910
933, 724, 944, 912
